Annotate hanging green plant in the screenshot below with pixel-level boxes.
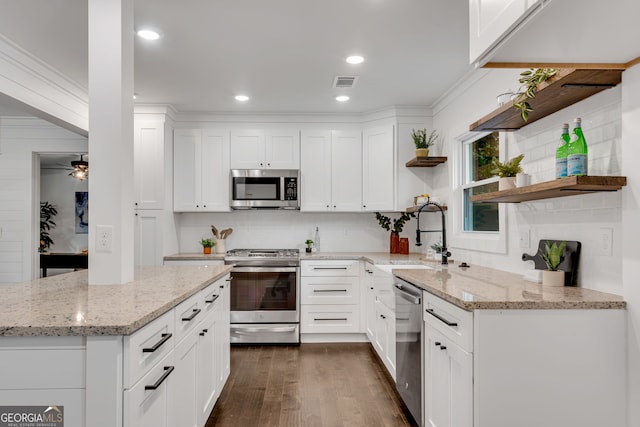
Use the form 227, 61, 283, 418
512, 68, 559, 121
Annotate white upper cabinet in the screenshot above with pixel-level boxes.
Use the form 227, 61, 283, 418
230, 129, 300, 169
174, 129, 230, 212
362, 125, 395, 211
300, 129, 362, 212
469, 0, 541, 64
134, 120, 166, 210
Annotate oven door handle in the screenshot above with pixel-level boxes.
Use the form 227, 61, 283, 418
231, 325, 298, 334
231, 266, 298, 273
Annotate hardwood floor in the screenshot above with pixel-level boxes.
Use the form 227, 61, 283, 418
206, 343, 419, 427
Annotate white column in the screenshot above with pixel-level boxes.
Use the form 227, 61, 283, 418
622, 63, 640, 427
88, 0, 134, 284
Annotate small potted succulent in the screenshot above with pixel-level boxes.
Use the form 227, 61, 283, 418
304, 239, 314, 253
411, 129, 438, 158
491, 154, 524, 191
540, 240, 566, 287
200, 238, 215, 255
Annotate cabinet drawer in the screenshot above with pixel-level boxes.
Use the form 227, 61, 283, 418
301, 277, 359, 305
174, 291, 205, 345
124, 310, 175, 389
199, 279, 223, 318
301, 260, 360, 276
301, 305, 360, 333
423, 291, 473, 352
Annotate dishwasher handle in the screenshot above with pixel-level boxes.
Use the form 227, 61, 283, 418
394, 283, 421, 305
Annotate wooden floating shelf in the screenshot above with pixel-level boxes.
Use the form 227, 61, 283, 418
405, 156, 447, 167
469, 69, 623, 132
406, 204, 448, 213
470, 176, 627, 204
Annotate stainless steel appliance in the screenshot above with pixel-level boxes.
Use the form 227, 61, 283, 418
230, 169, 300, 210
225, 249, 300, 344
394, 278, 423, 426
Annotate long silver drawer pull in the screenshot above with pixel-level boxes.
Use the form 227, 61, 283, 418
313, 267, 348, 270
205, 294, 219, 304
313, 289, 347, 293
231, 326, 297, 333
314, 317, 348, 321
425, 308, 458, 327
182, 308, 201, 322
145, 366, 175, 391
142, 333, 172, 353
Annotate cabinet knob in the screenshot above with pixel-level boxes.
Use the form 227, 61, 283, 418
333, 205, 336, 208
380, 314, 386, 319
267, 163, 271, 167
440, 346, 447, 351
196, 205, 200, 208
370, 287, 374, 290
434, 342, 441, 346
260, 162, 264, 167
134, 202, 138, 206
326, 205, 330, 208
203, 205, 207, 208
363, 205, 366, 208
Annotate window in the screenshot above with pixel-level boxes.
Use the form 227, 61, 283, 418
462, 132, 500, 232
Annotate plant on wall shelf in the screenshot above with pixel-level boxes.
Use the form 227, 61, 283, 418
40, 201, 58, 252
491, 154, 524, 178
512, 68, 559, 121
411, 129, 438, 149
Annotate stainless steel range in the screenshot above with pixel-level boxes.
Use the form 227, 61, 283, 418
225, 249, 300, 344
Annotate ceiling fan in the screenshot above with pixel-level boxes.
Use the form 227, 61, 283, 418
41, 154, 89, 180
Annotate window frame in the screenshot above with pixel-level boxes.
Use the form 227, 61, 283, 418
449, 130, 507, 254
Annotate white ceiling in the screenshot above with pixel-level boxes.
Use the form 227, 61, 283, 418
0, 0, 472, 115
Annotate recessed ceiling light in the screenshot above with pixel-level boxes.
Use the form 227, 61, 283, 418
346, 55, 365, 65
235, 95, 250, 102
133, 93, 138, 99
336, 95, 350, 102
137, 29, 160, 41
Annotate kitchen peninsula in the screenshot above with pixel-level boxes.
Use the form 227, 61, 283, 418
0, 264, 232, 427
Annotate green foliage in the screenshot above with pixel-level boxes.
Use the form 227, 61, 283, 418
411, 129, 438, 149
512, 68, 558, 121
430, 242, 443, 254
200, 238, 215, 248
375, 212, 415, 234
40, 201, 58, 252
305, 239, 314, 247
540, 240, 566, 271
491, 154, 524, 178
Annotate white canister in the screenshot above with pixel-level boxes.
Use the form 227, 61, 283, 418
515, 173, 531, 187
215, 239, 226, 254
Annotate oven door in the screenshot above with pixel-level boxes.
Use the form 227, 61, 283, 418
230, 266, 299, 323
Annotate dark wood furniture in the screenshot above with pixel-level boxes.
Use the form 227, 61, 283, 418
40, 253, 88, 277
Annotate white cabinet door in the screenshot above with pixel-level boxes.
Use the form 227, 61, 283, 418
134, 210, 164, 266
266, 129, 300, 169
363, 265, 376, 341
424, 327, 472, 427
331, 130, 362, 212
230, 129, 265, 169
173, 129, 200, 211
362, 125, 395, 211
300, 130, 332, 211
196, 308, 218, 427
134, 120, 165, 210
373, 299, 389, 359
217, 277, 231, 389
201, 129, 230, 211
171, 330, 198, 427
469, 0, 529, 63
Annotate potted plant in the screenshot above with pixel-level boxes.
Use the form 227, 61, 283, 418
200, 238, 215, 255
375, 212, 415, 253
304, 239, 314, 253
411, 129, 438, 158
492, 154, 524, 190
512, 68, 558, 121
540, 240, 566, 287
40, 201, 58, 252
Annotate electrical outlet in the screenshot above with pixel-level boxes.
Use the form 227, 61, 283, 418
96, 225, 113, 253
519, 228, 530, 248
598, 227, 613, 256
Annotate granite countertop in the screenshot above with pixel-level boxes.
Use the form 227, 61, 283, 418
394, 265, 626, 310
0, 265, 232, 337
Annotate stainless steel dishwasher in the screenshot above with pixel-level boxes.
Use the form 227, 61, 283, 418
394, 278, 423, 426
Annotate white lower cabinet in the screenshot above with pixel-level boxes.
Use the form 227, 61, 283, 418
173, 328, 199, 427
373, 299, 396, 379
196, 304, 219, 426
363, 263, 376, 341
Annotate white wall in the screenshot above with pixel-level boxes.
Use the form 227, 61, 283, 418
432, 69, 624, 294
0, 117, 87, 284
40, 168, 88, 253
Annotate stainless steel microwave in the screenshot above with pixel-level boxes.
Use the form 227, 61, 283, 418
230, 169, 300, 209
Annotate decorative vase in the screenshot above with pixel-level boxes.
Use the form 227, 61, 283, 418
203, 246, 212, 255
399, 238, 409, 255
305, 247, 312, 253
542, 270, 565, 287
415, 148, 430, 158
499, 176, 516, 191
390, 232, 400, 254
216, 239, 226, 254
